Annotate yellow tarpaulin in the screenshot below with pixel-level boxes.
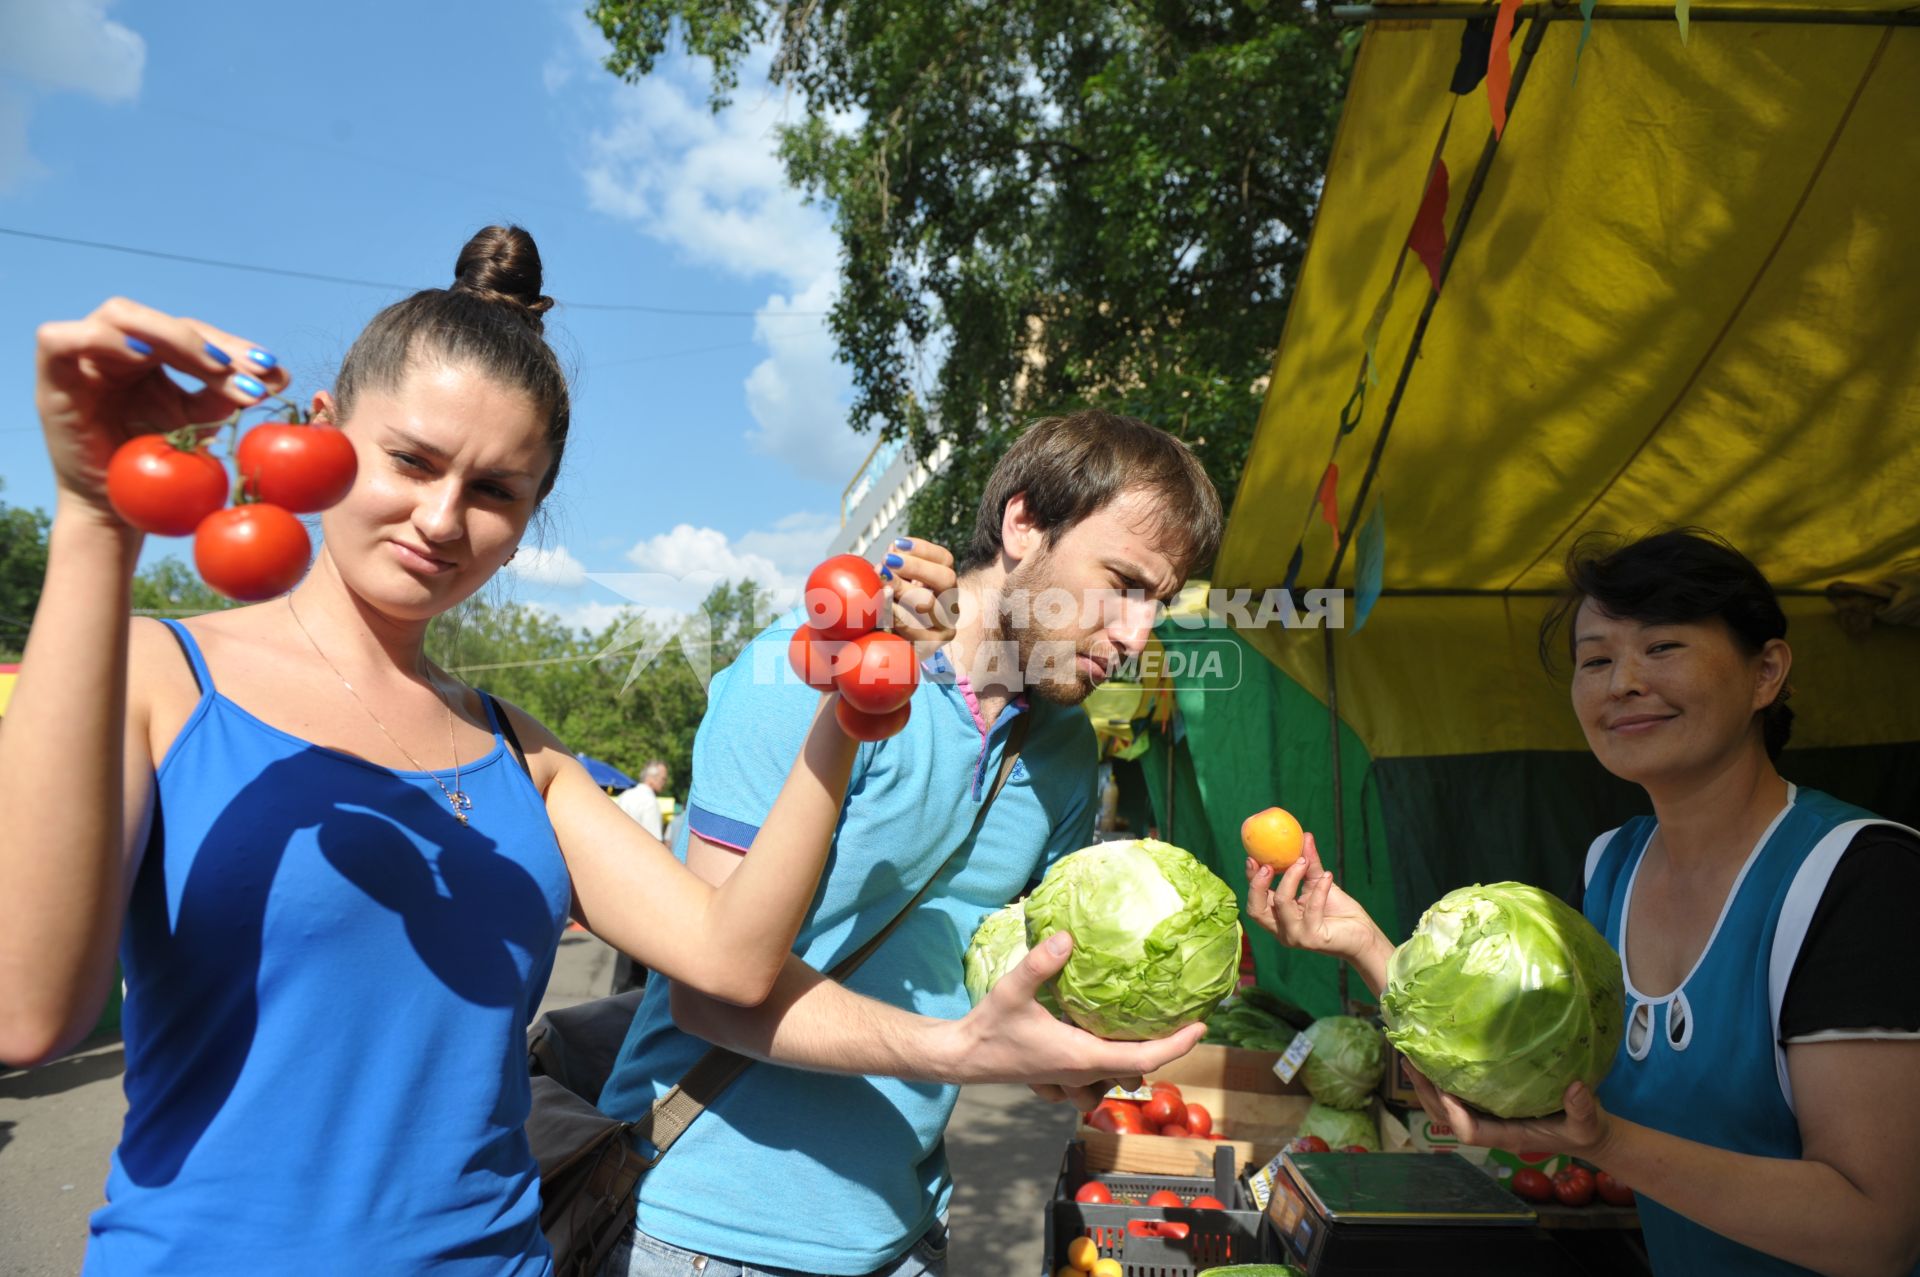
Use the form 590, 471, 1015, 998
1215, 3, 1920, 758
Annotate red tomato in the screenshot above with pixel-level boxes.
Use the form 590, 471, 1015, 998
235, 422, 357, 513
107, 436, 229, 536
1511, 1169, 1554, 1203
1087, 1102, 1147, 1135
832, 631, 919, 714
1142, 1094, 1181, 1128
1182, 1102, 1212, 1137
1158, 1123, 1190, 1139
1291, 1135, 1330, 1154
1150, 1081, 1184, 1105
1342, 1145, 1371, 1153
194, 504, 310, 600
788, 630, 847, 691
1073, 1181, 1113, 1205
1517, 1150, 1555, 1164
833, 697, 911, 742
1595, 1172, 1635, 1207
1205, 1133, 1227, 1141
1145, 1190, 1183, 1208
804, 555, 886, 641
1552, 1166, 1597, 1208
1188, 1195, 1225, 1210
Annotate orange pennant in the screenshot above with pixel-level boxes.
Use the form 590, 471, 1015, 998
1408, 159, 1450, 293
1487, 0, 1523, 138
1316, 463, 1340, 533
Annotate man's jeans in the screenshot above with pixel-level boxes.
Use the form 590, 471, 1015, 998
603, 1219, 948, 1277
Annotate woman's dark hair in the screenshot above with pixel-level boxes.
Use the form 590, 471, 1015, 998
1540, 528, 1794, 758
334, 224, 570, 499
960, 409, 1223, 578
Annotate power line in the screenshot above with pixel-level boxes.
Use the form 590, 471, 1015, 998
0, 226, 827, 318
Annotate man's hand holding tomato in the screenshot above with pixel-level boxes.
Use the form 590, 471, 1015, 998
877, 537, 958, 653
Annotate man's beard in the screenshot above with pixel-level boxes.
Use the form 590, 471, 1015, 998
995, 552, 1101, 707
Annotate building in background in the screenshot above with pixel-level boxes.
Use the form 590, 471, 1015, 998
826, 436, 953, 559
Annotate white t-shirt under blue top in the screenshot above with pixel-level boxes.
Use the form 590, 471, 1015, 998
597, 616, 1098, 1274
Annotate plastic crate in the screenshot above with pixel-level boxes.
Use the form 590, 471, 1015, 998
1044, 1139, 1274, 1275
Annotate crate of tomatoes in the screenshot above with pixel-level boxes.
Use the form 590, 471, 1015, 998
1075, 1059, 1309, 1179
1045, 1139, 1276, 1276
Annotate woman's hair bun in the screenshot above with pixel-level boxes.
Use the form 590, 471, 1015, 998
451, 224, 555, 330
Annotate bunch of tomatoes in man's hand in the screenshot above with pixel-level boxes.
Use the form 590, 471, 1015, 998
105, 399, 357, 601
789, 554, 918, 741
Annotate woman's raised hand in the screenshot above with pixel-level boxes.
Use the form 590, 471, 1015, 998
882, 537, 959, 651
1245, 833, 1393, 984
35, 298, 290, 525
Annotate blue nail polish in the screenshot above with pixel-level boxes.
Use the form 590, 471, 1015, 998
125, 336, 154, 356
203, 342, 232, 366
246, 348, 278, 370
233, 373, 267, 399
884, 553, 904, 568
879, 566, 893, 581
894, 538, 913, 550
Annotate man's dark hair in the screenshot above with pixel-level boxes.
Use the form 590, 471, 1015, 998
960, 410, 1223, 579
1540, 528, 1794, 758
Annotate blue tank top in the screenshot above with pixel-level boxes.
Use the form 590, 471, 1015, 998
1583, 785, 1918, 1277
85, 620, 572, 1275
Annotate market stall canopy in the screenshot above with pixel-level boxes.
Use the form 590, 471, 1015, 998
576, 754, 639, 791
1161, 1, 1920, 1013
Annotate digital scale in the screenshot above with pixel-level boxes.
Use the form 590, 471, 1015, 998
1265, 1152, 1618, 1275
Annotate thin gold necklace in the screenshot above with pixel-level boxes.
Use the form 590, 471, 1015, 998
286, 595, 473, 825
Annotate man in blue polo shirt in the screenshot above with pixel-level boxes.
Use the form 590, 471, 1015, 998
599, 410, 1224, 1276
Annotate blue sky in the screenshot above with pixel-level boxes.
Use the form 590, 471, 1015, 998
0, 0, 877, 630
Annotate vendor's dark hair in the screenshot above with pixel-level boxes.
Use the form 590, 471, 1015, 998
1540, 528, 1793, 758
961, 410, 1223, 578
334, 224, 570, 500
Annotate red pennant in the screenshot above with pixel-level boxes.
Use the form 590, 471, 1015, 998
1408, 159, 1450, 293
1316, 463, 1340, 533
1487, 0, 1523, 138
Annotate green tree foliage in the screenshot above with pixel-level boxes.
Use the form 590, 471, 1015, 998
590, 0, 1350, 549
130, 557, 240, 617
429, 578, 775, 800
0, 482, 51, 659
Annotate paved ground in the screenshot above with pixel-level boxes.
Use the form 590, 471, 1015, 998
0, 931, 1074, 1275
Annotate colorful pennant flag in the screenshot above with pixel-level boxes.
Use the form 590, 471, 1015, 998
1281, 544, 1304, 597
1449, 15, 1496, 94
1408, 159, 1451, 293
1352, 499, 1386, 634
1574, 0, 1598, 82
1486, 0, 1524, 138
1676, 0, 1691, 44
1316, 463, 1341, 534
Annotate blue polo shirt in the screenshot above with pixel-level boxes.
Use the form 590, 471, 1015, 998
597, 612, 1096, 1273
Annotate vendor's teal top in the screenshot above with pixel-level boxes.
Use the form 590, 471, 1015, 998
84, 620, 572, 1274
1584, 784, 1917, 1277
598, 615, 1098, 1274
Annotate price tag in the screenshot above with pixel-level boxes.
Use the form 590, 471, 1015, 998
1273, 1033, 1314, 1084
1245, 1150, 1289, 1212
1104, 1083, 1154, 1102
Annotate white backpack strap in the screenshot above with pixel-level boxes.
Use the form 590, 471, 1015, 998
1768, 819, 1920, 1114
1584, 827, 1622, 892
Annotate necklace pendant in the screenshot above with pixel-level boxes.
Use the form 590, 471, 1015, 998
449, 790, 473, 823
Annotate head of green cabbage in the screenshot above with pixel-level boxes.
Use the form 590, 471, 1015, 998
1022, 838, 1242, 1041
1300, 1016, 1385, 1111
1380, 882, 1624, 1119
963, 902, 1030, 1006
1296, 1101, 1379, 1152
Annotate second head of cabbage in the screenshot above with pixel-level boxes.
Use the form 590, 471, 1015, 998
1021, 838, 1243, 1041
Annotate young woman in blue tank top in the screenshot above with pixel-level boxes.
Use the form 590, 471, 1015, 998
1246, 530, 1920, 1275
0, 224, 957, 1274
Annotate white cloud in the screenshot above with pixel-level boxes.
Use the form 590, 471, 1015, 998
0, 0, 144, 98
0, 0, 144, 191
566, 28, 871, 485
507, 543, 589, 588
734, 509, 841, 581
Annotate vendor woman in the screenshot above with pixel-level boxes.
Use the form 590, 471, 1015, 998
1248, 528, 1920, 1277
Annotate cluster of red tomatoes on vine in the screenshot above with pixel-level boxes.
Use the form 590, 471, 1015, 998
106, 401, 355, 600
788, 555, 918, 741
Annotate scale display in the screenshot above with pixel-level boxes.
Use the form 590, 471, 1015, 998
1287, 1150, 1536, 1224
